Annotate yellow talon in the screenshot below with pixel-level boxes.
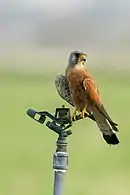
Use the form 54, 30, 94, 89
80, 108, 89, 119
71, 108, 77, 121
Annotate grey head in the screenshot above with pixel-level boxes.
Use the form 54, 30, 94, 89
68, 50, 87, 67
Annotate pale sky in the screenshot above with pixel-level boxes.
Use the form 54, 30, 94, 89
0, 0, 96, 10
21, 0, 95, 9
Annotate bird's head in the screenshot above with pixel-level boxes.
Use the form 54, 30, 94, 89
68, 50, 87, 67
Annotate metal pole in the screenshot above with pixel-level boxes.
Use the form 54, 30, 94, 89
26, 107, 72, 195
53, 136, 68, 195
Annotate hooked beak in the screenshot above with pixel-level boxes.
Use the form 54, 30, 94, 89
78, 54, 87, 63
82, 58, 86, 62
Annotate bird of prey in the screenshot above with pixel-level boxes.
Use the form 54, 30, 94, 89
55, 74, 96, 122
55, 50, 119, 145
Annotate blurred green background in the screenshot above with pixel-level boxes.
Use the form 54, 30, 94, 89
1, 1, 130, 194
1, 62, 130, 195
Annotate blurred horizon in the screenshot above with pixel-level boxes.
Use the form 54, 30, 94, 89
0, 0, 130, 72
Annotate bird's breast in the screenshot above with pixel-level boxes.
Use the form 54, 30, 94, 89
66, 67, 88, 109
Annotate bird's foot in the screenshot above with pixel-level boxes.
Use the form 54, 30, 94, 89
71, 108, 77, 121
80, 108, 89, 119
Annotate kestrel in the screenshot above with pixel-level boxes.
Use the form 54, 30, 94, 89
55, 74, 95, 122
55, 51, 119, 145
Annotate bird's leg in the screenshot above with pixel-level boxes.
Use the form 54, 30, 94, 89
80, 107, 89, 119
71, 108, 77, 121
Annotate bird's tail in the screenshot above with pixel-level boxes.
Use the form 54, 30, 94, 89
91, 107, 119, 145
102, 133, 119, 145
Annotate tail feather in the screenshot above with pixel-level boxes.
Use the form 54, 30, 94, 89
103, 133, 119, 145
95, 104, 118, 131
92, 107, 119, 145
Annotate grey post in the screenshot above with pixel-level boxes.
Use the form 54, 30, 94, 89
27, 106, 72, 195
53, 136, 68, 195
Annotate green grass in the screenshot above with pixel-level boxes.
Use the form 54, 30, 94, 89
0, 70, 130, 195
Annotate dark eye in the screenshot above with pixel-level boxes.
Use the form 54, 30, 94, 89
75, 53, 80, 58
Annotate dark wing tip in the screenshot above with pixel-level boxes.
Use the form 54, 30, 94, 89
109, 121, 119, 132
103, 133, 120, 145
110, 121, 118, 126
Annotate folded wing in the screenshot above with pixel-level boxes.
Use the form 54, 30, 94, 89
83, 78, 119, 145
